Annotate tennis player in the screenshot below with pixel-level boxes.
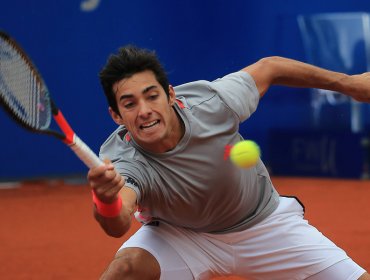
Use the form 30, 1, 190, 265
88, 45, 370, 279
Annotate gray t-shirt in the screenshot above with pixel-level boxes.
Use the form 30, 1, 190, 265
100, 71, 279, 233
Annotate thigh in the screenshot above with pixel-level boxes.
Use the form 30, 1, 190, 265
306, 259, 366, 280
120, 223, 235, 280
120, 225, 195, 280
231, 197, 354, 279
102, 247, 160, 279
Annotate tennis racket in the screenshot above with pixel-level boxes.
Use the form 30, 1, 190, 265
0, 31, 103, 168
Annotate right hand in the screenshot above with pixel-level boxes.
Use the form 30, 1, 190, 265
87, 159, 125, 204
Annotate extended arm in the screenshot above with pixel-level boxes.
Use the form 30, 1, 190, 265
243, 56, 370, 102
87, 161, 137, 238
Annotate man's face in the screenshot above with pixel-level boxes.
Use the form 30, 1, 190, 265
110, 70, 179, 153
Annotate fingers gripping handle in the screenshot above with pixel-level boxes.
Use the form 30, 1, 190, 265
69, 134, 103, 168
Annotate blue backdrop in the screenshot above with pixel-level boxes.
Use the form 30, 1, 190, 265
1, 0, 370, 180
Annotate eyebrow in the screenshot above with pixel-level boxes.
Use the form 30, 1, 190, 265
118, 85, 158, 101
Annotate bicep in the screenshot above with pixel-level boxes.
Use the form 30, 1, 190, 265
242, 59, 274, 97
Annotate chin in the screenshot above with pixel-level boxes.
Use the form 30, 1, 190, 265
137, 134, 161, 145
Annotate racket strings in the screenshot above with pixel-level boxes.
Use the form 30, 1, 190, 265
0, 36, 51, 130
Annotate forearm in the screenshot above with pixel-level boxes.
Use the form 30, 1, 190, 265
94, 204, 133, 238
263, 56, 348, 90
92, 187, 137, 238
244, 56, 370, 102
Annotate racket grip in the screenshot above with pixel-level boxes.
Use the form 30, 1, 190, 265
69, 134, 103, 168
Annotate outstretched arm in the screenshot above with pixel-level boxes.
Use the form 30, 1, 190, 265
243, 56, 370, 102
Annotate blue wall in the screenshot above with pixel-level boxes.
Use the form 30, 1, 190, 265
1, 0, 370, 179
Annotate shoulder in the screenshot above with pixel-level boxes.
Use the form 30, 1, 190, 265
174, 72, 256, 98
99, 126, 134, 161
211, 71, 257, 92
173, 71, 258, 108
174, 79, 216, 105
175, 71, 259, 122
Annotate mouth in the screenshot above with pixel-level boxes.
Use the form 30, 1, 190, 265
140, 120, 160, 130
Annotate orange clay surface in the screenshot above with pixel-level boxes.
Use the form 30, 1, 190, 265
0, 177, 369, 279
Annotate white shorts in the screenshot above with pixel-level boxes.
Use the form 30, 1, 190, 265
119, 197, 366, 280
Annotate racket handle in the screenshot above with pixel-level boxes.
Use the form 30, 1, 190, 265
69, 134, 103, 168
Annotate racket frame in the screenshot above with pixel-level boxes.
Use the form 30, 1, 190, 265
0, 31, 103, 168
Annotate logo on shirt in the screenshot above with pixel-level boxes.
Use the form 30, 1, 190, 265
224, 144, 233, 160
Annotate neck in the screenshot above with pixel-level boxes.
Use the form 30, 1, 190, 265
162, 108, 184, 152
142, 107, 184, 154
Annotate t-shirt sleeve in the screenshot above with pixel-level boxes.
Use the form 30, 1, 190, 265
210, 71, 260, 122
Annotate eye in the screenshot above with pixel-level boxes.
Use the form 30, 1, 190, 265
149, 94, 159, 100
123, 102, 135, 109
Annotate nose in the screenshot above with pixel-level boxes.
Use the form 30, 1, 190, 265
138, 100, 152, 118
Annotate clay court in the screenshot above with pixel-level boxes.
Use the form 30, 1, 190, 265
0, 176, 369, 279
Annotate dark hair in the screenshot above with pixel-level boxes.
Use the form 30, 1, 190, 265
99, 45, 169, 114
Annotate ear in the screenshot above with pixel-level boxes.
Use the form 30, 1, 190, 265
109, 107, 125, 125
168, 85, 176, 106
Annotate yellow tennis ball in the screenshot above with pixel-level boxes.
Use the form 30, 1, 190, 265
230, 140, 260, 168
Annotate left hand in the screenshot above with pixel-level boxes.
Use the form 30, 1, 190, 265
346, 72, 370, 102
